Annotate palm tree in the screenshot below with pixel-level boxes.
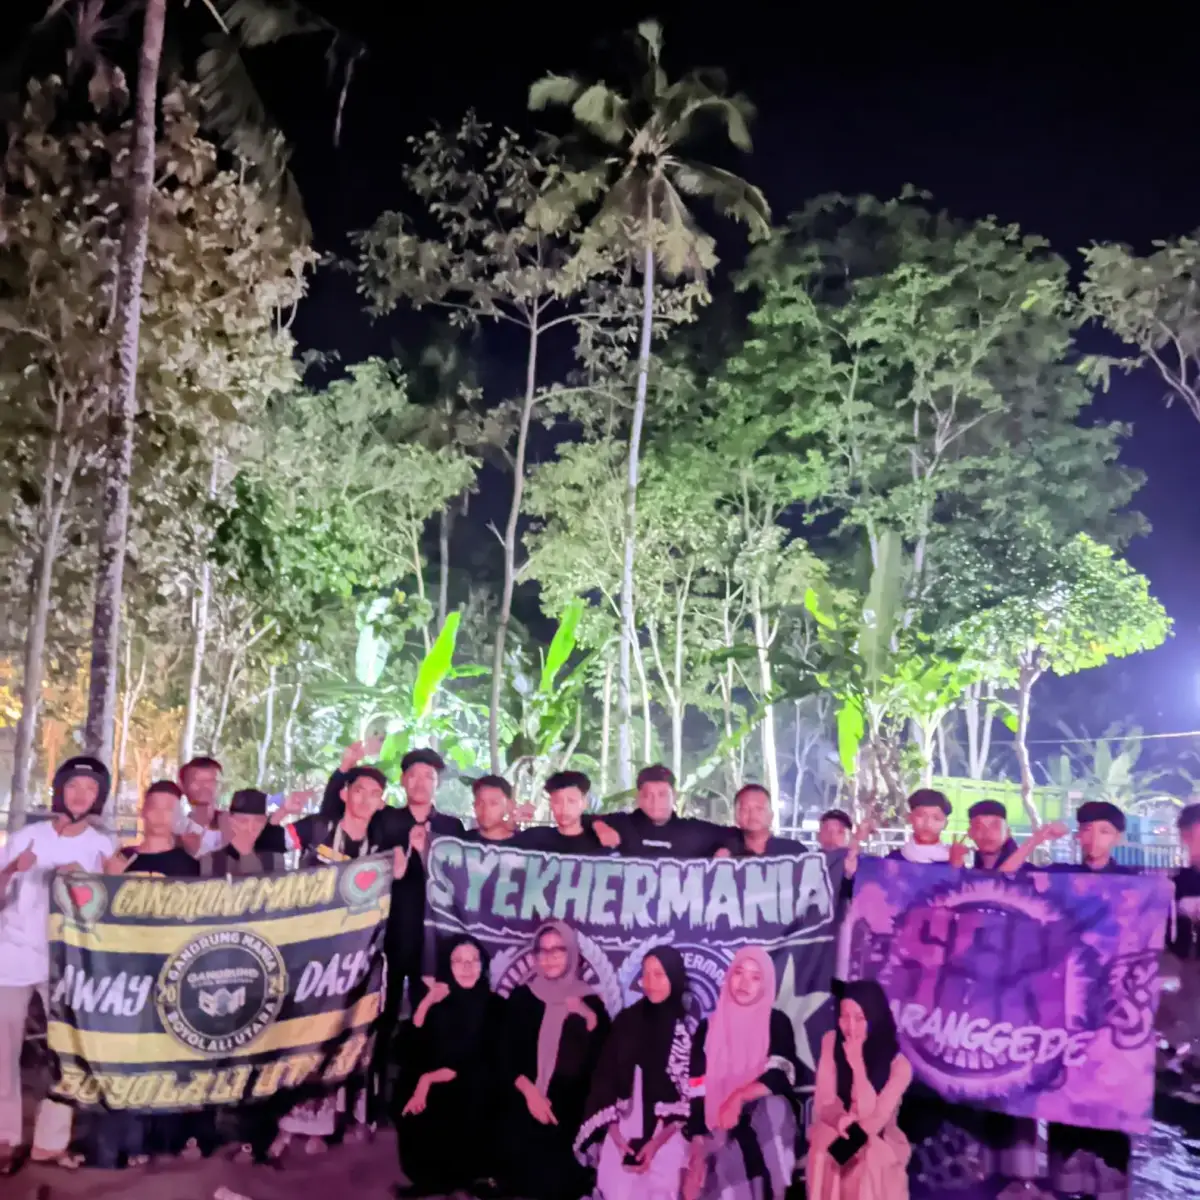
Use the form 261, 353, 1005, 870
82, 0, 167, 763
529, 19, 770, 790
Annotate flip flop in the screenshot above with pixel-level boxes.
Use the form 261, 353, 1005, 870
29, 1148, 84, 1169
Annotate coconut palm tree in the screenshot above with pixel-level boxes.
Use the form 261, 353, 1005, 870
529, 19, 770, 789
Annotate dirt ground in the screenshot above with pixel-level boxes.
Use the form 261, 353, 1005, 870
4, 1127, 408, 1200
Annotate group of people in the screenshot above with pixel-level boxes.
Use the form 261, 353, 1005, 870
0, 743, 1191, 1200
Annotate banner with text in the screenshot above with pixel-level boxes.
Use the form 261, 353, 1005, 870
846, 857, 1172, 1133
47, 857, 392, 1111
426, 837, 845, 1094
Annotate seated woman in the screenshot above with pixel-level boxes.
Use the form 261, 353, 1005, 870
684, 946, 800, 1200
806, 979, 912, 1200
499, 920, 611, 1200
395, 934, 507, 1196
575, 945, 692, 1200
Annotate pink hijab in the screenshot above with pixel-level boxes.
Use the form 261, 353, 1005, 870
703, 946, 776, 1129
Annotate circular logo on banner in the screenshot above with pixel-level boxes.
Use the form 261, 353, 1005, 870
53, 875, 108, 929
338, 859, 391, 911
156, 930, 288, 1056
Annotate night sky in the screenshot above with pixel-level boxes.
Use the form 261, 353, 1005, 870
9, 2, 1200, 752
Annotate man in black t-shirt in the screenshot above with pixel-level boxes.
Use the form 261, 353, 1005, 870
730, 783, 807, 857
513, 771, 609, 855
461, 775, 518, 844
107, 781, 199, 879
591, 764, 736, 858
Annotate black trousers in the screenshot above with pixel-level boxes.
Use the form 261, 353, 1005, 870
371, 947, 427, 1121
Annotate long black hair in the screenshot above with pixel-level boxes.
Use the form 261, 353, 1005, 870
834, 979, 899, 1107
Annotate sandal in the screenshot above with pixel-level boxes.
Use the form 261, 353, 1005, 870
267, 1132, 292, 1162
304, 1136, 328, 1156
128, 1154, 150, 1167
180, 1138, 203, 1162
29, 1148, 84, 1169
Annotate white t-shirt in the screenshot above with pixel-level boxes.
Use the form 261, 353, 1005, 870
0, 819, 113, 987
173, 805, 225, 854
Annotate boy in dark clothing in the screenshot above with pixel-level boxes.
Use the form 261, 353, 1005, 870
590, 764, 736, 858
513, 771, 609, 855
730, 783, 807, 856
461, 775, 518, 843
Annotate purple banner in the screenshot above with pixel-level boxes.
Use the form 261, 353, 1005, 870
845, 858, 1172, 1133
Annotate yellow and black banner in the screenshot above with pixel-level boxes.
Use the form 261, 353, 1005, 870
47, 856, 392, 1111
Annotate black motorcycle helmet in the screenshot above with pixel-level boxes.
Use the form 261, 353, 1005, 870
51, 756, 111, 820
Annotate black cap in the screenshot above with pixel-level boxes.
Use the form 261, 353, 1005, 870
230, 788, 268, 816
1179, 803, 1200, 832
819, 808, 853, 830
907, 788, 951, 815
51, 756, 111, 818
967, 799, 1007, 820
1077, 800, 1126, 833
344, 765, 388, 790
400, 748, 445, 774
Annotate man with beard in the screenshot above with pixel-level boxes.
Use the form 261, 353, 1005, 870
591, 764, 736, 858
730, 784, 807, 855
0, 757, 114, 1171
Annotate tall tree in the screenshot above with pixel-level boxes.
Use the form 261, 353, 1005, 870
1080, 234, 1200, 424
0, 74, 310, 826
81, 0, 166, 763
529, 18, 770, 788
955, 527, 1170, 824
352, 117, 641, 773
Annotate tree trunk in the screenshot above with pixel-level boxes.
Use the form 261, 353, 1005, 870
935, 718, 950, 778
181, 456, 219, 764
282, 671, 304, 782
115, 629, 147, 799
489, 325, 539, 772
750, 583, 780, 823
410, 527, 432, 655
256, 665, 277, 787
82, 0, 167, 764
598, 655, 613, 798
437, 504, 453, 632
1014, 656, 1043, 829
633, 635, 653, 766
8, 440, 79, 831
619, 216, 656, 793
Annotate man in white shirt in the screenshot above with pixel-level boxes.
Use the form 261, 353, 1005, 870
176, 756, 225, 856
0, 756, 114, 1170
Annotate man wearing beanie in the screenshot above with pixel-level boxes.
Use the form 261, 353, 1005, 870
0, 757, 114, 1169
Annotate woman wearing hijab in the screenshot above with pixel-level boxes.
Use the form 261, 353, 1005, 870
807, 979, 912, 1200
576, 945, 692, 1200
683, 946, 801, 1200
395, 934, 507, 1196
500, 920, 611, 1200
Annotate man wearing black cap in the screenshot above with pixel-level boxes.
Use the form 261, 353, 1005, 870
513, 771, 609, 854
0, 757, 115, 1169
817, 808, 853, 852
590, 764, 737, 858
966, 799, 1020, 871
198, 790, 287, 878
1003, 802, 1134, 1200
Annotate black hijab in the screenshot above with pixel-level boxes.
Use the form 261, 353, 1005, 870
428, 934, 493, 1068
577, 944, 691, 1155
834, 979, 899, 1108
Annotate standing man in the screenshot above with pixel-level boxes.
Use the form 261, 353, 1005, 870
816, 809, 853, 851
591, 764, 736, 857
966, 799, 1020, 870
199, 789, 287, 878
107, 782, 199, 879
1004, 802, 1133, 1200
888, 788, 967, 866
370, 749, 464, 1113
1, 757, 114, 1171
462, 776, 518, 844
513, 772, 608, 854
177, 756, 225, 856
1161, 803, 1200, 1069
731, 784, 806, 856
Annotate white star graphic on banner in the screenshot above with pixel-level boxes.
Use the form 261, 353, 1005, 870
775, 952, 830, 1072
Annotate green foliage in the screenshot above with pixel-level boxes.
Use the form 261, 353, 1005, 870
1080, 234, 1200, 423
